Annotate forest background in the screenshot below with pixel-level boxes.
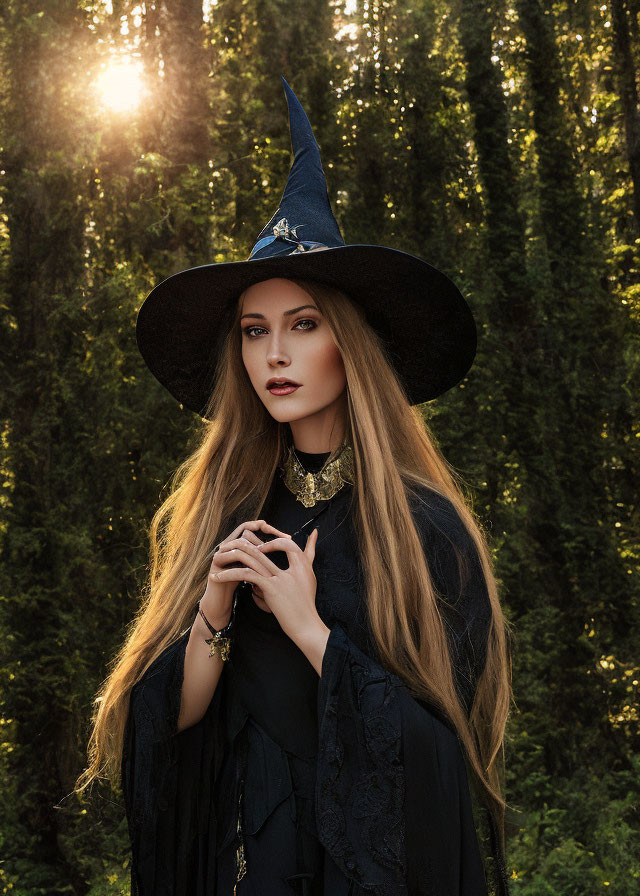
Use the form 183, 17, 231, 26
0, 0, 638, 893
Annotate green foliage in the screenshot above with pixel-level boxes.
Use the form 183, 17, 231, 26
0, 0, 638, 893
509, 759, 640, 892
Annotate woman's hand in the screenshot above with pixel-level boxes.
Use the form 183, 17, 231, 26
203, 520, 292, 625
213, 527, 322, 648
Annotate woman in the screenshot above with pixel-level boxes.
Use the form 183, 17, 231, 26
76, 78, 514, 895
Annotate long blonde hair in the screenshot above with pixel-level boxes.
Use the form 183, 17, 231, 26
76, 276, 514, 872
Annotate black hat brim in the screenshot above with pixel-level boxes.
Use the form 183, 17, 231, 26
135, 243, 477, 416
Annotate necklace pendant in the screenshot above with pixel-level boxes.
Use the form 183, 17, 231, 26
280, 443, 355, 507
299, 489, 317, 508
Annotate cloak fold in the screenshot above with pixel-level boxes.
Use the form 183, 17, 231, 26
315, 624, 492, 896
121, 485, 511, 895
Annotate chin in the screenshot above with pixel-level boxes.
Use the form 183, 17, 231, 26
265, 404, 313, 422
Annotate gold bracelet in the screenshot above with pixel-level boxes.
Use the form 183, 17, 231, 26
205, 635, 232, 660
198, 593, 237, 661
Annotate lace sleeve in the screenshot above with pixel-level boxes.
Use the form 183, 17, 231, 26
316, 623, 498, 896
314, 491, 499, 896
316, 623, 494, 896
316, 622, 407, 896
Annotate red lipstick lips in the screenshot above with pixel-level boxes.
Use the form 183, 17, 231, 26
267, 383, 300, 395
266, 377, 301, 395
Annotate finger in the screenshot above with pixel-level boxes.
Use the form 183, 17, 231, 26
304, 527, 318, 562
233, 520, 292, 540
238, 530, 264, 546
213, 566, 261, 586
214, 523, 291, 559
218, 537, 267, 553
251, 586, 272, 609
256, 536, 302, 557
213, 532, 263, 562
216, 543, 275, 576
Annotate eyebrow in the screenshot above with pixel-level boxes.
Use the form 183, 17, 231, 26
240, 304, 320, 322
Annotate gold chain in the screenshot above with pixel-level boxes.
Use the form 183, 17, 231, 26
280, 443, 354, 508
233, 782, 247, 893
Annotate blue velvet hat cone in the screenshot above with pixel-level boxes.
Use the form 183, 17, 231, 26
136, 76, 477, 417
247, 78, 345, 260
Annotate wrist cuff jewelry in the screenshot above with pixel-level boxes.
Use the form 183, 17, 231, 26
198, 592, 238, 660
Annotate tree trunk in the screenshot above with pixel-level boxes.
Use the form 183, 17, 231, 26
610, 0, 640, 233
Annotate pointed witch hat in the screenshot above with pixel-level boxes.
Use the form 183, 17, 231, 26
136, 76, 477, 416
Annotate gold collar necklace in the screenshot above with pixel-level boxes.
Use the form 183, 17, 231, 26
280, 442, 355, 508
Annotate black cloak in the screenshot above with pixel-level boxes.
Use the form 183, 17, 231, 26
121, 450, 511, 895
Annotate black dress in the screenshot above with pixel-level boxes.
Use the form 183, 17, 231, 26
121, 449, 511, 896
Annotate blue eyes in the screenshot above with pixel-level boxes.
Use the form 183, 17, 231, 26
241, 319, 317, 338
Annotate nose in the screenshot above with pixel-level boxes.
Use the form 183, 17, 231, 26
266, 338, 291, 366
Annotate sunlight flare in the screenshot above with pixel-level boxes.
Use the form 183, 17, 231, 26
95, 58, 144, 113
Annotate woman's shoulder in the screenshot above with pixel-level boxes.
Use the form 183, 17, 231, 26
405, 483, 473, 546
405, 483, 492, 618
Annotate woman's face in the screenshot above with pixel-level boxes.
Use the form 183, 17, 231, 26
239, 277, 347, 437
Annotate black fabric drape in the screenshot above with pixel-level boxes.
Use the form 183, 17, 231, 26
121, 458, 510, 896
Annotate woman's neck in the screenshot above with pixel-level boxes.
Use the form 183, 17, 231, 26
292, 446, 332, 474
